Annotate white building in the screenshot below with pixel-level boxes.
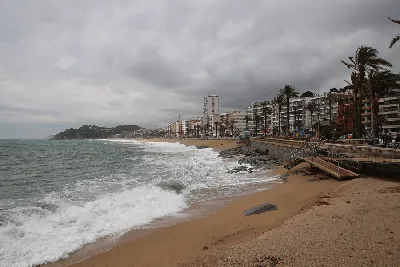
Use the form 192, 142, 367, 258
379, 89, 400, 136
181, 120, 189, 137
202, 93, 219, 137
228, 110, 246, 136
247, 101, 274, 136
271, 92, 339, 135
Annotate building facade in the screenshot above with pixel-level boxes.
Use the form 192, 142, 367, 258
228, 110, 246, 136
379, 89, 400, 136
202, 93, 220, 137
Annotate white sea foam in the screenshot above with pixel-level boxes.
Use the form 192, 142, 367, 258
0, 139, 279, 267
0, 186, 186, 267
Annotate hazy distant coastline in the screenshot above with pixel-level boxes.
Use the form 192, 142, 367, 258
52, 124, 141, 140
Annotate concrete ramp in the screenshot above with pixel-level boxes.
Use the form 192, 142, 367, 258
303, 157, 359, 180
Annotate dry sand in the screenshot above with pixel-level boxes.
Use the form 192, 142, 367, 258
182, 177, 400, 267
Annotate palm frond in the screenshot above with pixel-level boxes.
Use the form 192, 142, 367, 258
370, 58, 393, 68
389, 34, 400, 49
341, 60, 354, 69
389, 17, 400, 25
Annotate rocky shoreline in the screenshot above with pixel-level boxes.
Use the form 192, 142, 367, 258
218, 145, 283, 173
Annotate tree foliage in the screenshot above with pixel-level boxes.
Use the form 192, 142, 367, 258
300, 91, 315, 98
389, 17, 400, 49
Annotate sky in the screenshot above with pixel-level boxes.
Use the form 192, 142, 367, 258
1, 0, 400, 138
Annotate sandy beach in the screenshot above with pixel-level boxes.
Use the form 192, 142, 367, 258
139, 138, 242, 151
47, 139, 400, 267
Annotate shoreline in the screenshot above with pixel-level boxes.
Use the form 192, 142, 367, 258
45, 136, 340, 267
67, 164, 337, 267
43, 138, 283, 267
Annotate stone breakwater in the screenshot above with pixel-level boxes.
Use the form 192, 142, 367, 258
218, 145, 283, 173
217, 141, 301, 174
248, 140, 298, 160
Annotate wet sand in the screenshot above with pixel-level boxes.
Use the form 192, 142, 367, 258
140, 138, 243, 151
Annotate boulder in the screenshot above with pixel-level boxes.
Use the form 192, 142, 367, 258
243, 203, 277, 216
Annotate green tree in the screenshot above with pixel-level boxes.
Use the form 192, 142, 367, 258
306, 102, 317, 133
214, 121, 219, 137
327, 91, 338, 131
389, 17, 400, 48
279, 85, 299, 135
261, 101, 272, 137
244, 115, 251, 130
342, 46, 392, 138
291, 105, 303, 131
300, 91, 315, 98
254, 114, 262, 137
273, 94, 285, 136
219, 123, 225, 137
228, 119, 235, 136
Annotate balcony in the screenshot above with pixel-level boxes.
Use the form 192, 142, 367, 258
386, 117, 400, 122
379, 110, 400, 115
379, 96, 399, 102
380, 103, 399, 108
382, 125, 400, 129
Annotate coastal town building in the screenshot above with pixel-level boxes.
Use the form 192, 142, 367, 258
165, 89, 400, 139
202, 93, 219, 137
228, 110, 246, 136
246, 101, 274, 136
269, 93, 339, 135
379, 89, 400, 136
181, 120, 189, 137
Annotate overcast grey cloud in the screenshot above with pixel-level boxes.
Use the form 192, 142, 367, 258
1, 0, 400, 138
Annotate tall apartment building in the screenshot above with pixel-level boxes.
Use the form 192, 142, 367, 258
202, 93, 219, 137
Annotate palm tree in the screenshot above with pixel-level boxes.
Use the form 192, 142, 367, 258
366, 70, 400, 137
254, 114, 261, 137
244, 115, 251, 130
214, 121, 219, 137
279, 85, 298, 136
291, 106, 303, 132
342, 105, 354, 135
306, 102, 317, 133
229, 119, 235, 136
342, 46, 392, 138
389, 17, 400, 48
327, 90, 338, 131
261, 101, 272, 137
273, 94, 285, 136
219, 124, 225, 137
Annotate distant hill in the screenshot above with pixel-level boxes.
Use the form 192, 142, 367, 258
52, 125, 142, 140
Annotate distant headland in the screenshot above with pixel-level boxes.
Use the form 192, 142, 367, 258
52, 125, 142, 140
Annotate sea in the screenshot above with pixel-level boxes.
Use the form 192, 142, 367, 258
0, 139, 279, 267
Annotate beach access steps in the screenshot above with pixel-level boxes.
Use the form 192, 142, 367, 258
284, 156, 359, 180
